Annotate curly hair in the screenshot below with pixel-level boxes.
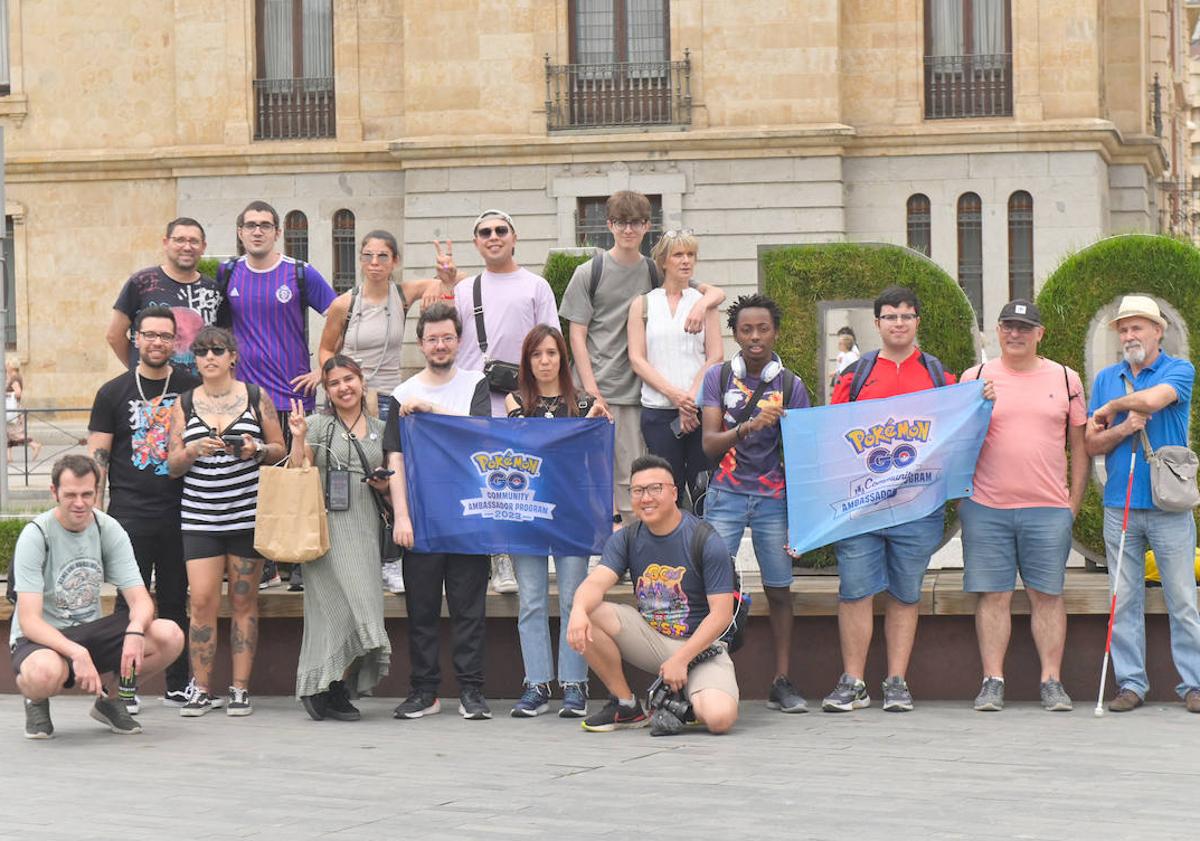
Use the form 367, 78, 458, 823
726, 293, 783, 332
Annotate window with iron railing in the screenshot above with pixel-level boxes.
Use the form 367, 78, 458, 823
254, 0, 335, 140
284, 210, 309, 263
957, 192, 984, 327
331, 209, 356, 292
3, 216, 14, 349
575, 196, 663, 255
906, 194, 932, 257
924, 0, 1012, 119
1007, 191, 1033, 301
546, 1, 690, 131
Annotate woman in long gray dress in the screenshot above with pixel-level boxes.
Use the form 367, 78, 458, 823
287, 355, 392, 720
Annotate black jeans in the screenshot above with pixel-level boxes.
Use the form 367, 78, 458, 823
403, 552, 489, 692
113, 521, 190, 692
640, 407, 710, 515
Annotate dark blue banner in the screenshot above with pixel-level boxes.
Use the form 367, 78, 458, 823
399, 414, 614, 556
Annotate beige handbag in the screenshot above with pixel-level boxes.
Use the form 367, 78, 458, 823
253, 459, 331, 562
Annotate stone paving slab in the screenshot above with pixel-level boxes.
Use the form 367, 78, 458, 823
0, 693, 1196, 840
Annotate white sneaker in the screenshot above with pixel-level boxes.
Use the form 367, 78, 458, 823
382, 560, 406, 594
491, 554, 518, 594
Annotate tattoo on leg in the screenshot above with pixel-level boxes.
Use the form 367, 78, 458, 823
236, 556, 257, 576
233, 580, 251, 596
231, 617, 259, 657
190, 623, 216, 673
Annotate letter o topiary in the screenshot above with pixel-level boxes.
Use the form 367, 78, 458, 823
1036, 233, 1200, 561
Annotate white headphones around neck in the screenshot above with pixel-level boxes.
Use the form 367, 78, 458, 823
731, 351, 782, 383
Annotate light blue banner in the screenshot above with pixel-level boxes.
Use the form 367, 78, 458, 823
782, 381, 992, 554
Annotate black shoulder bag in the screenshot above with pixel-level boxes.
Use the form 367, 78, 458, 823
342, 423, 403, 563
472, 274, 521, 394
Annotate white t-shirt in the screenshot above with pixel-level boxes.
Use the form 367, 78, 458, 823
383, 367, 490, 454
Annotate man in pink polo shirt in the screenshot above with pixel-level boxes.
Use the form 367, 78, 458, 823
959, 299, 1088, 713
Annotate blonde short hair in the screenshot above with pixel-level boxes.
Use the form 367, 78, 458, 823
650, 230, 700, 270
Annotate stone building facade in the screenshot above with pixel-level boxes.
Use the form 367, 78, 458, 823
0, 0, 1192, 406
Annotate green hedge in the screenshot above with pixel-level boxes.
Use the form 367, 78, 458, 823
197, 257, 220, 279
0, 518, 31, 576
761, 243, 978, 564
760, 243, 978, 404
1037, 234, 1200, 558
542, 250, 593, 340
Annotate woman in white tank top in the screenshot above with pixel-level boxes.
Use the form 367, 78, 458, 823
317, 231, 458, 420
626, 230, 723, 514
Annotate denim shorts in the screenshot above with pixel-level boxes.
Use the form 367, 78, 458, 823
960, 499, 1073, 595
703, 486, 793, 588
834, 508, 945, 604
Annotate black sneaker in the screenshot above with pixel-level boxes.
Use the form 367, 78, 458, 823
301, 691, 329, 721
90, 695, 143, 735
393, 690, 441, 720
162, 685, 191, 708
582, 697, 649, 732
24, 698, 53, 740
766, 675, 809, 713
287, 564, 304, 592
227, 686, 253, 717
325, 681, 361, 722
180, 688, 216, 717
459, 687, 493, 720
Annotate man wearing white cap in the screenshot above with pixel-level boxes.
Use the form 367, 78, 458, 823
1085, 294, 1200, 714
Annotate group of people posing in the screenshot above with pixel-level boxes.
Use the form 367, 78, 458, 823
6, 191, 1198, 742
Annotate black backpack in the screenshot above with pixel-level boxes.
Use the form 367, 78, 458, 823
215, 257, 310, 345
6, 514, 101, 605
587, 248, 662, 300
845, 349, 947, 402
620, 518, 752, 652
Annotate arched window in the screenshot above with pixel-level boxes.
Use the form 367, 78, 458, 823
906, 194, 931, 256
332, 209, 356, 293
1007, 191, 1034, 301
283, 210, 309, 263
957, 192, 983, 327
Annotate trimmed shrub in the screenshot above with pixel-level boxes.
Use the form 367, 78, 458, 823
0, 518, 32, 577
542, 250, 594, 339
197, 257, 220, 279
760, 243, 978, 403
760, 243, 978, 564
1037, 234, 1200, 558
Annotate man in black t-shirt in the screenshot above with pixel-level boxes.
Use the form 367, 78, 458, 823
567, 455, 740, 735
88, 306, 201, 709
106, 217, 221, 377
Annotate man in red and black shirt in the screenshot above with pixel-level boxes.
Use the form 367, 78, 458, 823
822, 286, 956, 714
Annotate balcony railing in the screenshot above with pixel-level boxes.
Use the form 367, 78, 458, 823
253, 77, 335, 141
924, 54, 1012, 119
545, 52, 691, 132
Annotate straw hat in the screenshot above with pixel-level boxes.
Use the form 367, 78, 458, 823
1109, 295, 1168, 330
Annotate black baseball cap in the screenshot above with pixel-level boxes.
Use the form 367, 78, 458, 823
997, 299, 1041, 326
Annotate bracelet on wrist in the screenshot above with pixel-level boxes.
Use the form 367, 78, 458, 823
124, 631, 145, 637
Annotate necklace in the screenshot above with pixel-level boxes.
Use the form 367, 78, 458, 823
204, 384, 234, 399
336, 409, 365, 440
537, 395, 562, 419
136, 367, 172, 404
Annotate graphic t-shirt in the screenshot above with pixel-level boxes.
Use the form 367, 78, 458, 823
453, 268, 560, 417
112, 267, 222, 376
382, 368, 491, 453
599, 512, 734, 638
700, 358, 810, 498
88, 367, 201, 530
223, 256, 337, 412
960, 359, 1086, 509
10, 509, 142, 646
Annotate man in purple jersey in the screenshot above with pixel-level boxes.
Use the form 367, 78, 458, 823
221, 200, 337, 591
221, 201, 337, 430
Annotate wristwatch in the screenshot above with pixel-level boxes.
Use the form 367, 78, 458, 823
253, 440, 266, 463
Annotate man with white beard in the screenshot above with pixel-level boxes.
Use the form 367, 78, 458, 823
1085, 295, 1200, 714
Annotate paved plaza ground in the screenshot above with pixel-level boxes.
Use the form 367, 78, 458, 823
0, 692, 1195, 840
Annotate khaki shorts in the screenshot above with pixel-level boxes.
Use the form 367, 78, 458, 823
611, 404, 646, 521
609, 602, 739, 701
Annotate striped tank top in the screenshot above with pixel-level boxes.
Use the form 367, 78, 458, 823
180, 389, 264, 533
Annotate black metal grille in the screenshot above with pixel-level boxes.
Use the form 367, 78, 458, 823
253, 77, 335, 140
924, 54, 1012, 119
545, 53, 691, 131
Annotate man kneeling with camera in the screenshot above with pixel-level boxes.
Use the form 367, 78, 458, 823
567, 455, 740, 735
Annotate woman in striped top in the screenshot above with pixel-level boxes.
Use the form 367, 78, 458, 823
167, 326, 286, 717
626, 230, 723, 514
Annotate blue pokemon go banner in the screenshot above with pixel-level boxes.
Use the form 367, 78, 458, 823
399, 414, 614, 556
782, 381, 992, 555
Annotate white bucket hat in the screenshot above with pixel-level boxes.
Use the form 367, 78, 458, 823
1109, 294, 1168, 330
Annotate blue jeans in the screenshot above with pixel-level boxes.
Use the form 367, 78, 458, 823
1104, 506, 1200, 699
834, 509, 945, 604
511, 554, 589, 685
703, 486, 792, 587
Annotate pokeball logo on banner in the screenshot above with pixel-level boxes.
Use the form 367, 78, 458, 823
462, 449, 556, 522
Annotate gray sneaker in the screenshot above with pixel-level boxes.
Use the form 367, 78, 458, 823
974, 677, 1005, 712
90, 695, 143, 735
24, 698, 53, 740
822, 673, 870, 712
1040, 679, 1073, 712
881, 675, 914, 712
766, 675, 809, 713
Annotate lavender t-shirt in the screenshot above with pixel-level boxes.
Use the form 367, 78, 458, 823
226, 256, 337, 412
453, 267, 560, 417
700, 360, 809, 499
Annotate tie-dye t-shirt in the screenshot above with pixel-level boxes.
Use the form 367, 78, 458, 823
600, 512, 734, 639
